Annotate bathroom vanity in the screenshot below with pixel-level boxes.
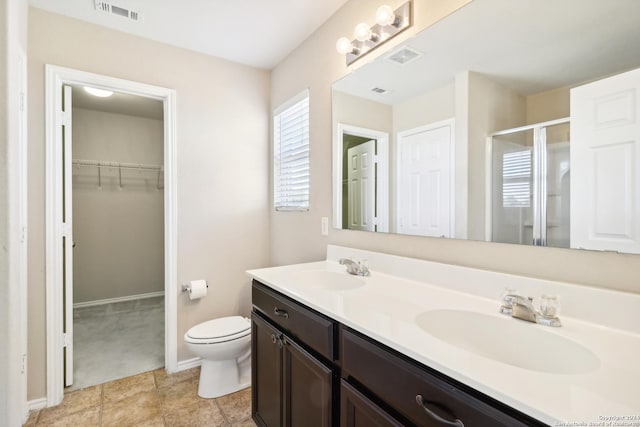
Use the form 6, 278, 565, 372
248, 245, 640, 426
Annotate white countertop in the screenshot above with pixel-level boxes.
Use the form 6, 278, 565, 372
247, 245, 640, 426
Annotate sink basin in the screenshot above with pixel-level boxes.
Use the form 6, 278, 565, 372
288, 270, 365, 291
415, 309, 599, 374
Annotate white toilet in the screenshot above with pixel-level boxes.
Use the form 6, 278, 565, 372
184, 315, 251, 398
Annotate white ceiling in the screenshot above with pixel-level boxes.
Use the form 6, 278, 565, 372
28, 0, 349, 69
333, 0, 640, 105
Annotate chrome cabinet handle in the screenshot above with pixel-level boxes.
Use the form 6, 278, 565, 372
270, 333, 283, 348
415, 394, 464, 427
273, 307, 289, 319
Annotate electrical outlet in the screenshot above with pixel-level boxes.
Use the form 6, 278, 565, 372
321, 217, 329, 236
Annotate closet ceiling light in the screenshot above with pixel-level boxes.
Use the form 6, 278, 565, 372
84, 86, 114, 97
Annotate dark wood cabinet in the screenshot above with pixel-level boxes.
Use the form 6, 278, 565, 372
252, 281, 336, 360
340, 380, 403, 427
252, 281, 336, 427
251, 279, 548, 427
340, 326, 546, 427
251, 312, 283, 427
282, 334, 333, 427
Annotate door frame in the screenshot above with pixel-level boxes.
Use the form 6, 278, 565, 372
333, 123, 389, 232
44, 65, 178, 406
396, 118, 456, 237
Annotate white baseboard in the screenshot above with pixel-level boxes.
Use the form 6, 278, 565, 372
73, 291, 165, 309
27, 397, 47, 411
174, 357, 202, 373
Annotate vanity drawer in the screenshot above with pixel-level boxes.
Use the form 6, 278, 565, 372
340, 327, 543, 427
252, 280, 335, 361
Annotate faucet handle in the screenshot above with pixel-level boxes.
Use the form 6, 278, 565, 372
358, 259, 369, 276
500, 288, 517, 305
499, 288, 517, 315
537, 294, 560, 318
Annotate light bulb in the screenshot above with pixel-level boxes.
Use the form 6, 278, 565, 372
354, 22, 372, 42
84, 86, 113, 98
376, 4, 396, 26
336, 37, 354, 55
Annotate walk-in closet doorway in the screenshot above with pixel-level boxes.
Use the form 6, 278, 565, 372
45, 66, 178, 406
68, 84, 165, 390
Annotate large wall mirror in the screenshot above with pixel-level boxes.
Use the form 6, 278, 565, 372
332, 0, 640, 254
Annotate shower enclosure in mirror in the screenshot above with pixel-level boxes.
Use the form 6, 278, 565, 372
331, 0, 640, 254
488, 119, 570, 248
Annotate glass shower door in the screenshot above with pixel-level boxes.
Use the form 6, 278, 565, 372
489, 118, 570, 248
491, 130, 534, 245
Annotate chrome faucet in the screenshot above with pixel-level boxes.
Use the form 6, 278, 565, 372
501, 293, 561, 327
339, 258, 370, 276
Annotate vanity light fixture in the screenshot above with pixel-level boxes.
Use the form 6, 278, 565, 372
84, 86, 114, 97
336, 1, 412, 66
354, 22, 379, 42
375, 4, 397, 26
336, 37, 359, 55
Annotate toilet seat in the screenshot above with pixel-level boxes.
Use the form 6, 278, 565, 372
185, 316, 250, 344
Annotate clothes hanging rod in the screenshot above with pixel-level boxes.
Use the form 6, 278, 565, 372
72, 159, 163, 172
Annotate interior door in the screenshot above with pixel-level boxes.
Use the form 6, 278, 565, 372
62, 85, 74, 387
570, 67, 640, 254
347, 140, 376, 231
397, 123, 452, 237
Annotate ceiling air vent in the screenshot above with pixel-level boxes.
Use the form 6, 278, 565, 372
94, 1, 142, 22
370, 87, 388, 95
386, 46, 423, 66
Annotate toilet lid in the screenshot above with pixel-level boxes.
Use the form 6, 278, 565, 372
186, 316, 250, 341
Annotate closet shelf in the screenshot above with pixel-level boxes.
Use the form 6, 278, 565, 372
72, 159, 163, 172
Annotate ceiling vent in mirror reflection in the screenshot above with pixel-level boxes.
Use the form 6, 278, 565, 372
386, 46, 422, 66
369, 87, 388, 95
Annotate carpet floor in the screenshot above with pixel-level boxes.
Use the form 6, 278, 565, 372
69, 296, 165, 391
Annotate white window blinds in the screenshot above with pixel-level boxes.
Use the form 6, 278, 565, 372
502, 149, 532, 208
273, 91, 310, 211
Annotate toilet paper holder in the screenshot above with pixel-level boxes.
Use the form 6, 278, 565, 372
182, 282, 209, 292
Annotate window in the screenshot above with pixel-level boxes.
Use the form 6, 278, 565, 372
273, 90, 310, 211
502, 149, 531, 208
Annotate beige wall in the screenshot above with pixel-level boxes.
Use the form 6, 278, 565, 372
526, 86, 570, 124
72, 108, 164, 303
27, 8, 270, 400
464, 71, 526, 240
270, 0, 640, 294
332, 90, 392, 130
392, 83, 455, 132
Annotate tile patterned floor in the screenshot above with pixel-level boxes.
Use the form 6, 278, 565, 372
23, 367, 256, 427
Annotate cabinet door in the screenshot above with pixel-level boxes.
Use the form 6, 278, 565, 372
341, 380, 403, 427
282, 336, 333, 427
252, 313, 283, 427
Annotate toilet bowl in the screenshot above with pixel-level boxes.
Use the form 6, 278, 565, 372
184, 316, 251, 398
